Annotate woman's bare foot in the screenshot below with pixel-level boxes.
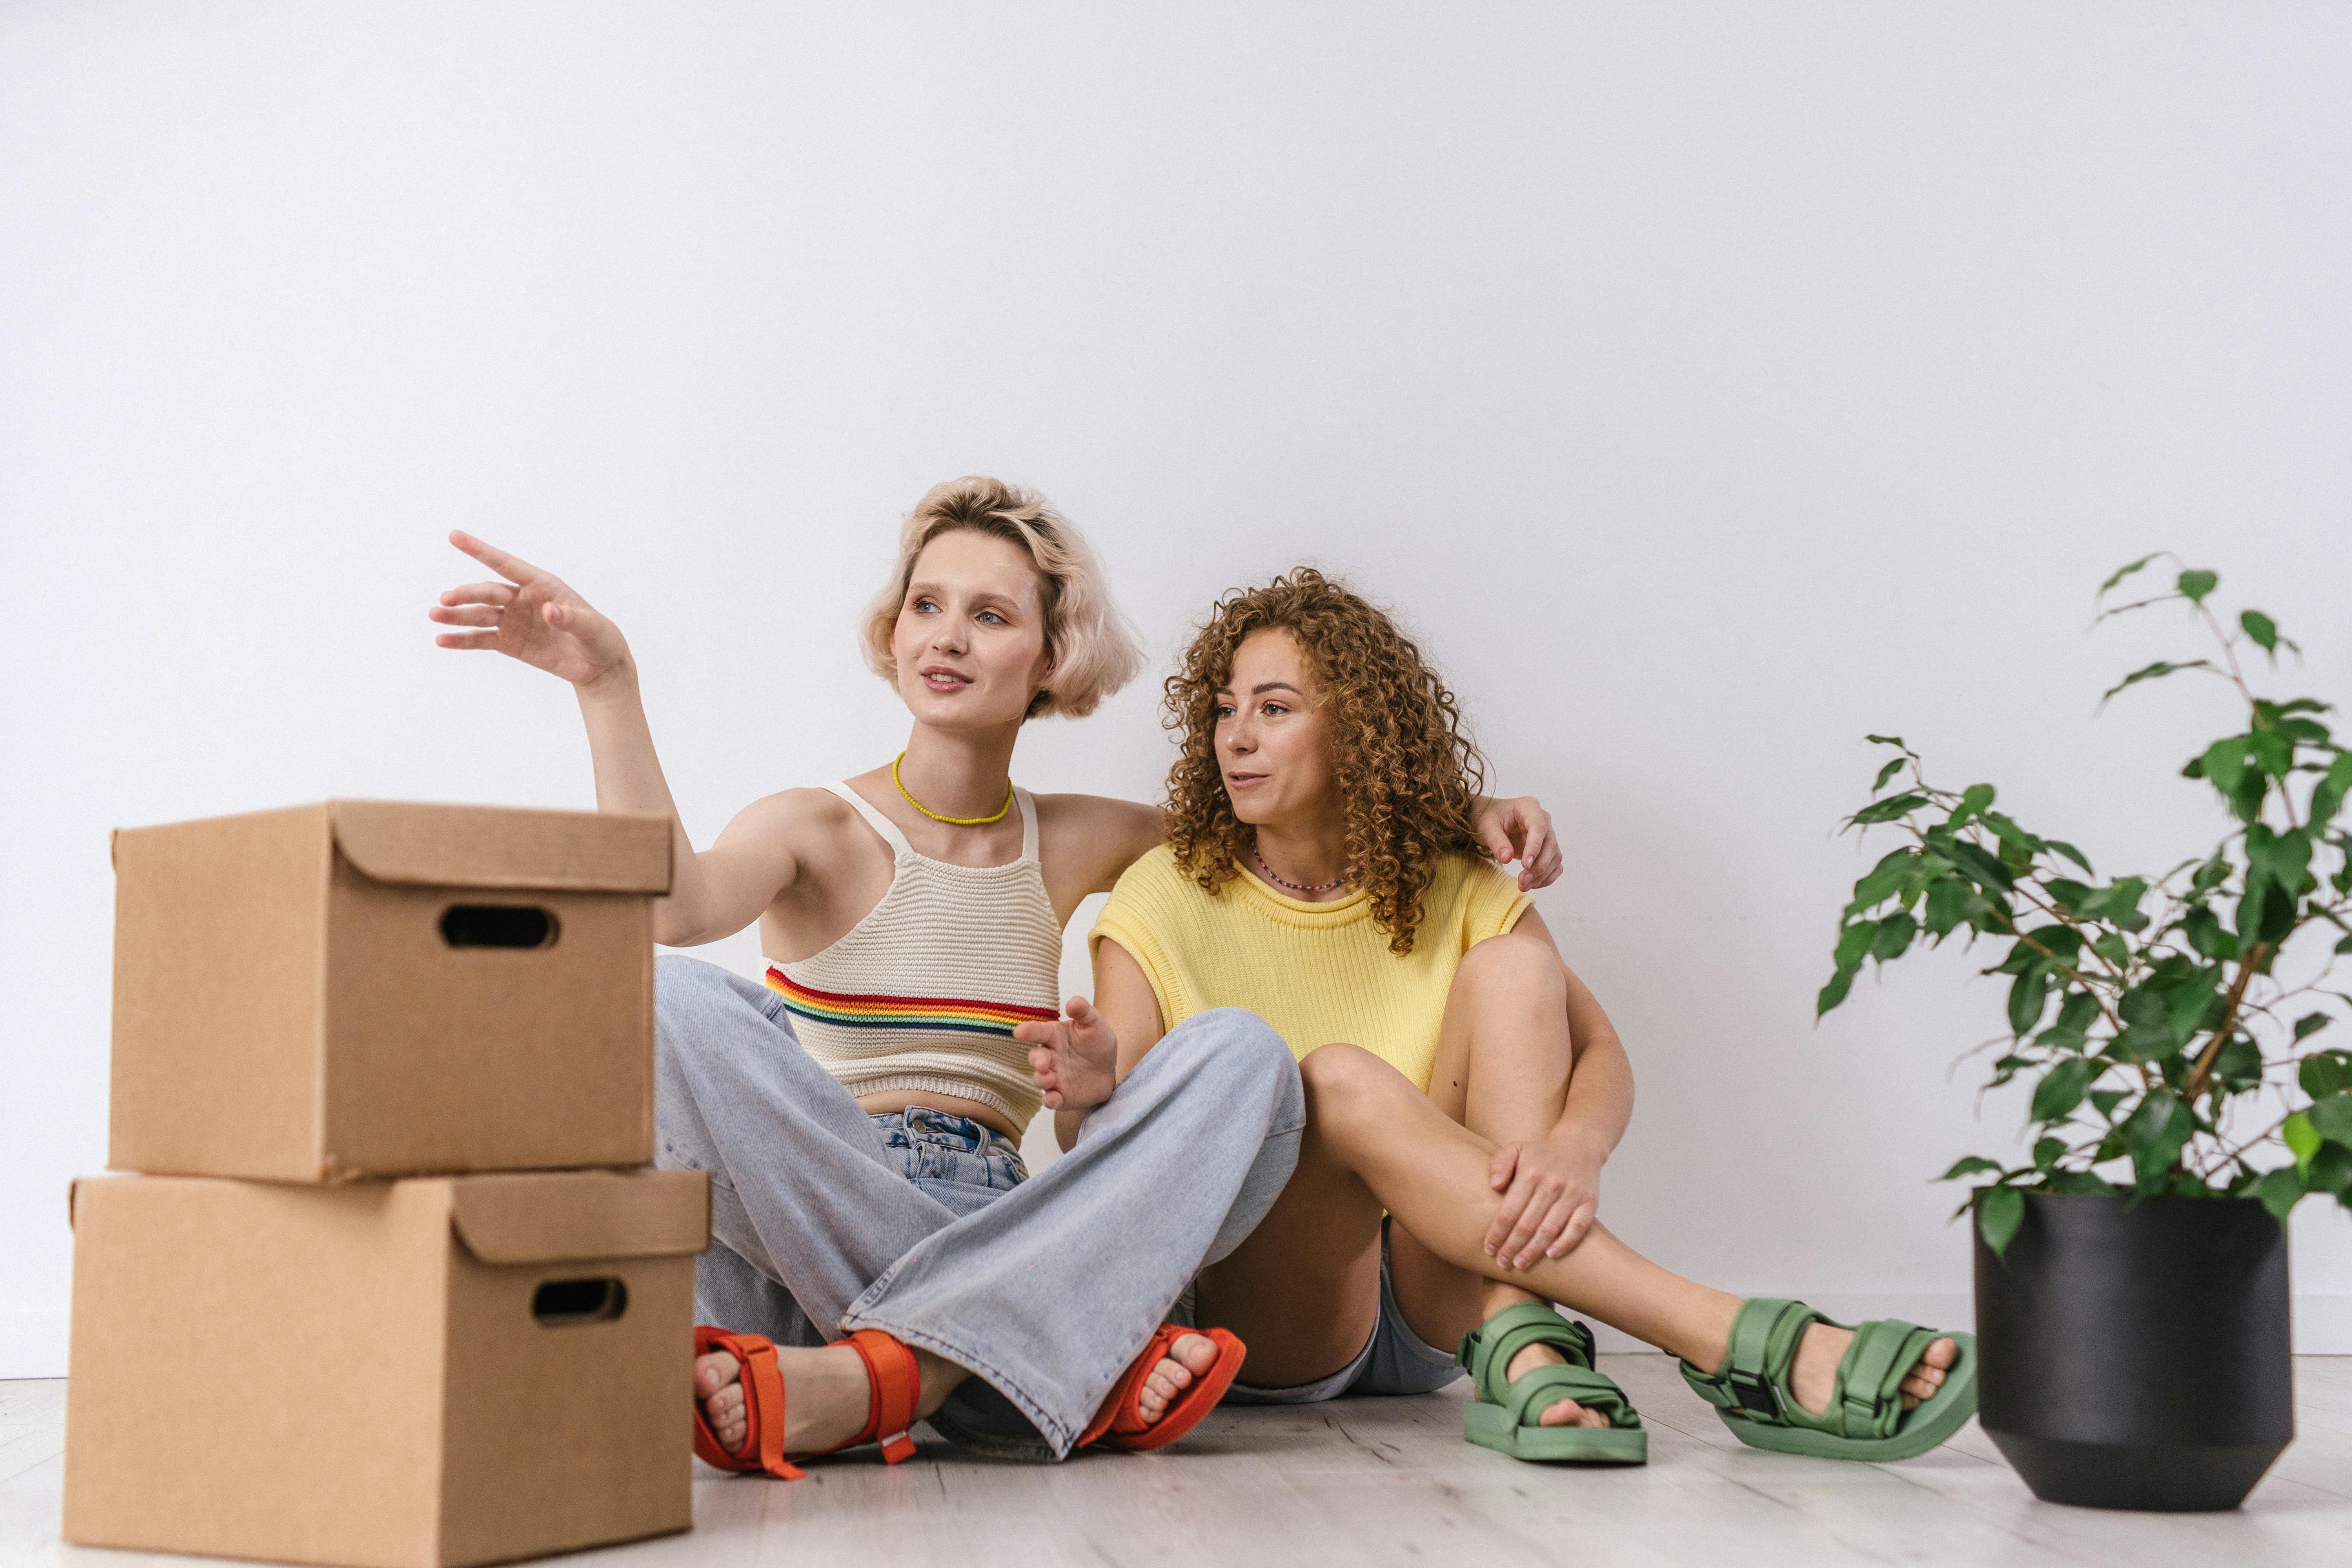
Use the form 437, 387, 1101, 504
695, 1333, 1229, 1459
1500, 1341, 1611, 1429
1788, 1326, 1957, 1417
1129, 1333, 1221, 1424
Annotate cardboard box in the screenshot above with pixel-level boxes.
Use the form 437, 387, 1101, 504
110, 801, 672, 1181
64, 1168, 710, 1568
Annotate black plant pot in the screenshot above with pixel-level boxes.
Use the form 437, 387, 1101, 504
1973, 1191, 2292, 1511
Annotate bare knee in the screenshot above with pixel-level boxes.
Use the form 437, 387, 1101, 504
1454, 931, 1567, 1007
1299, 1042, 1415, 1133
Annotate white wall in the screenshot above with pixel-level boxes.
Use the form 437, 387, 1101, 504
6, 3, 2350, 1374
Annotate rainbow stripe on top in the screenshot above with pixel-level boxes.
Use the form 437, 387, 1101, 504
763, 964, 1058, 1039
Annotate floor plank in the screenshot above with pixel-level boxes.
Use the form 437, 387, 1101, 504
2, 1360, 2346, 1568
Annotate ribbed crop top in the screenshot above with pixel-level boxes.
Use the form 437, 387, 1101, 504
762, 782, 1061, 1136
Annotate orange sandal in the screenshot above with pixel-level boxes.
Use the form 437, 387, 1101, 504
690, 1324, 921, 1479
1077, 1324, 1247, 1453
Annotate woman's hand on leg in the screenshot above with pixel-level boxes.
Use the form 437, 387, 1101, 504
1484, 1134, 1604, 1271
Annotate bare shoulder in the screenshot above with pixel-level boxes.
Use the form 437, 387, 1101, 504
712, 786, 865, 865
1033, 792, 1167, 897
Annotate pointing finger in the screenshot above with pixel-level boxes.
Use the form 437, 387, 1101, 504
449, 530, 546, 586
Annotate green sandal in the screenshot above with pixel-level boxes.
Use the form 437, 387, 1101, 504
1678, 1298, 1977, 1462
1456, 1303, 1648, 1464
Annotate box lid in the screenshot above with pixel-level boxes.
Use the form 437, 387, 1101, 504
448, 1169, 709, 1264
328, 801, 672, 894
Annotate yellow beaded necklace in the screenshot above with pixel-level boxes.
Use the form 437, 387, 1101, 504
891, 751, 1014, 826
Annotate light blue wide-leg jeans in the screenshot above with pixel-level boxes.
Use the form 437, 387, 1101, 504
653, 956, 1304, 1459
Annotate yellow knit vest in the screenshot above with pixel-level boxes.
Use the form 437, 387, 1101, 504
1091, 846, 1532, 1092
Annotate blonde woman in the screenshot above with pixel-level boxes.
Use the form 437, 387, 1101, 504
1027, 569, 1975, 1468
429, 481, 1561, 1470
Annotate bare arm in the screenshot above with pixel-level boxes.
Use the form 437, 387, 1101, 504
430, 531, 800, 945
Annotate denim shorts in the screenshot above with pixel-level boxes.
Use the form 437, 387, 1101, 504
870, 1104, 1028, 1210
1175, 1221, 1464, 1403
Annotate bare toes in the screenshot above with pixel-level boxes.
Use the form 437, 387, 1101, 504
1536, 1397, 1586, 1428
1919, 1337, 1958, 1371
693, 1351, 741, 1400
1171, 1333, 1221, 1377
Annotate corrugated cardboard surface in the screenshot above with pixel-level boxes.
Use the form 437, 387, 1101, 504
64, 1176, 453, 1567
109, 805, 335, 1180
320, 860, 655, 1178
108, 801, 670, 1181
329, 801, 672, 894
64, 1170, 707, 1568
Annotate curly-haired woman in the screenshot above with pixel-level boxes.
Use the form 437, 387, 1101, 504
430, 484, 1560, 1472
1027, 568, 1977, 1466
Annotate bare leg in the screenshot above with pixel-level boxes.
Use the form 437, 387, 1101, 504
1305, 1045, 1955, 1415
1388, 932, 1603, 1426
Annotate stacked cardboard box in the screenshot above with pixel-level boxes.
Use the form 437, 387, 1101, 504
64, 802, 709, 1568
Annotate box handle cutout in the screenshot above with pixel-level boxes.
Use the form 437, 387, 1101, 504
440, 905, 559, 949
532, 1278, 628, 1326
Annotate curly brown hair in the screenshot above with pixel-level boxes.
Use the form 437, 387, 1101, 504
1161, 567, 1490, 956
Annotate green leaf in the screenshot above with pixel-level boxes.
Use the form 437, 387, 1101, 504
1977, 1185, 2025, 1259
1953, 783, 1996, 826
1937, 1155, 2004, 1182
1922, 876, 1975, 937
1871, 756, 1906, 792
2310, 1142, 2352, 1198
2032, 1136, 2066, 1171
2181, 905, 2239, 960
2312, 753, 2352, 829
2285, 1112, 2322, 1173
2297, 1012, 2334, 1042
2123, 1091, 2195, 1185
1937, 838, 2017, 893
1852, 792, 1930, 826
2031, 1057, 2100, 1123
2256, 1167, 2305, 1227
2089, 1087, 2128, 1118
2177, 568, 2219, 603
2211, 1034, 2264, 1089
1865, 734, 1908, 749
2103, 659, 2216, 704
2307, 1094, 2352, 1149
2241, 609, 2279, 653
2301, 1054, 2351, 1100
2007, 967, 2055, 1036
2044, 839, 2095, 876
2099, 554, 2160, 594
2251, 730, 2294, 778
1833, 921, 1876, 971
1816, 968, 1856, 1016
1870, 912, 1917, 963
2200, 737, 2250, 800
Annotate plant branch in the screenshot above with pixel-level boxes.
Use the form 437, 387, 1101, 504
2183, 942, 2271, 1102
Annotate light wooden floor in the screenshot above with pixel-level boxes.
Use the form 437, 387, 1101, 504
5, 1358, 2350, 1568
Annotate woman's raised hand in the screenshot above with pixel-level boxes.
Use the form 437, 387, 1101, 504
1015, 995, 1120, 1112
1473, 794, 1563, 892
429, 531, 631, 689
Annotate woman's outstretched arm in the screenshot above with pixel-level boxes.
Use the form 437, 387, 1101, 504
430, 531, 797, 945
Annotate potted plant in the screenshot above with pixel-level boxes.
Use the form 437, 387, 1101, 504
1821, 556, 2351, 1512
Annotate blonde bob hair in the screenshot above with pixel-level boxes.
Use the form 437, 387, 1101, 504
860, 476, 1144, 720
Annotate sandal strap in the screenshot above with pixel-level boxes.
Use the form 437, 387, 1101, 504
693, 1326, 806, 1480
839, 1328, 921, 1464
1455, 1302, 1597, 1397
1678, 1297, 1824, 1424
1834, 1319, 1940, 1439
1500, 1362, 1639, 1429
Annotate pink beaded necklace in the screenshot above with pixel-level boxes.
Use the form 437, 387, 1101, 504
1252, 848, 1348, 894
